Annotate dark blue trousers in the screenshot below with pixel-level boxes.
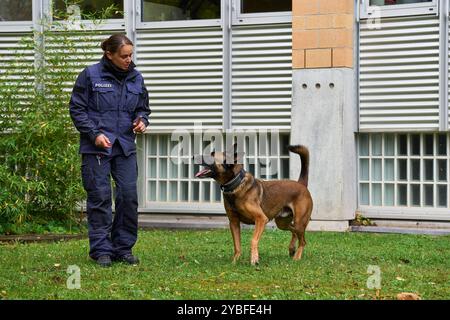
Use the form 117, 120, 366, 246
81, 142, 138, 260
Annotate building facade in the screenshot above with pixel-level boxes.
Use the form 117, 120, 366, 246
1, 0, 449, 229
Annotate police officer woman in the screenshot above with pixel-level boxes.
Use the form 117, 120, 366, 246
69, 34, 151, 267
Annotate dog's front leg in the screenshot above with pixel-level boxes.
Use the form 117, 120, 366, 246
229, 217, 241, 263
247, 207, 268, 265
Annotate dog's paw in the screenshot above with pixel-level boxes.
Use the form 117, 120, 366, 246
232, 253, 241, 264
289, 248, 296, 257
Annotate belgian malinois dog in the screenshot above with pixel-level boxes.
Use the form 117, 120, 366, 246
195, 144, 313, 265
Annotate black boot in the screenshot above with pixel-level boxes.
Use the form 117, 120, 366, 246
116, 254, 140, 265
97, 255, 112, 267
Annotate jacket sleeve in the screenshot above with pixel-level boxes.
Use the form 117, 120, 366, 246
69, 69, 101, 143
135, 80, 151, 127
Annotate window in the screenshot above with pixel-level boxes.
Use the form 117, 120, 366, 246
241, 0, 291, 14
358, 133, 449, 209
0, 0, 32, 22
53, 0, 124, 20
361, 0, 437, 18
369, 0, 432, 5
141, 0, 221, 22
235, 0, 292, 25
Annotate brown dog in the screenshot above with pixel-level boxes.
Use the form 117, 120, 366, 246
195, 144, 313, 265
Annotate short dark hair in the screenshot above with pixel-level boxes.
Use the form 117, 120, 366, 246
101, 34, 133, 53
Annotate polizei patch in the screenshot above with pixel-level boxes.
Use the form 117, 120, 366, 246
94, 83, 112, 88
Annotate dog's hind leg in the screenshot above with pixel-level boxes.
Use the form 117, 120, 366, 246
291, 200, 313, 261
288, 225, 304, 260
289, 233, 297, 257
293, 232, 306, 260
275, 216, 297, 257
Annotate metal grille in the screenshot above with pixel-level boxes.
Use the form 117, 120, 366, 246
231, 24, 292, 129
448, 11, 450, 128
0, 32, 35, 107
136, 27, 224, 130
0, 29, 123, 95
359, 15, 440, 131
45, 29, 121, 92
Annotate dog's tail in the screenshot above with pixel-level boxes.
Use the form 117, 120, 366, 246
288, 145, 309, 187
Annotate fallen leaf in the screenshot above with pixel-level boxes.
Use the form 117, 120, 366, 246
396, 276, 405, 281
54, 263, 61, 268
397, 292, 421, 300
376, 289, 380, 298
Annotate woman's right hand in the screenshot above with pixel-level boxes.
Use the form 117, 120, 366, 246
95, 134, 112, 149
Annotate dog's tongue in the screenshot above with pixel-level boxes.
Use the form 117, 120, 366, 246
195, 169, 210, 178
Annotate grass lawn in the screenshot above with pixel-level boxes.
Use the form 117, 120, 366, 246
0, 229, 449, 300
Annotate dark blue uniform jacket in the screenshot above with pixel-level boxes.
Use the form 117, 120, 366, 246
69, 58, 151, 156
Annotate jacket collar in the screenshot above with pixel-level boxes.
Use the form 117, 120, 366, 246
99, 56, 139, 82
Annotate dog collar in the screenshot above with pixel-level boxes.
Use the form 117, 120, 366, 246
221, 169, 246, 193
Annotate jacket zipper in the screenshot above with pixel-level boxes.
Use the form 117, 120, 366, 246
117, 80, 124, 137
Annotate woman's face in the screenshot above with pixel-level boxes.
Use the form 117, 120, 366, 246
106, 44, 133, 70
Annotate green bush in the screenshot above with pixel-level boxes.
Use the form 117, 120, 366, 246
0, 3, 118, 234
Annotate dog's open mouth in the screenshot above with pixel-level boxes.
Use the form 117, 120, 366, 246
195, 168, 212, 178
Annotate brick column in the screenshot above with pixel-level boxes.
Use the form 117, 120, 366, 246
292, 0, 354, 69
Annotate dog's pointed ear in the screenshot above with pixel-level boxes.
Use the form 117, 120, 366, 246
224, 142, 245, 164
226, 143, 245, 164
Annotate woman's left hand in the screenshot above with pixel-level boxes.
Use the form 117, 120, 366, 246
133, 117, 146, 133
